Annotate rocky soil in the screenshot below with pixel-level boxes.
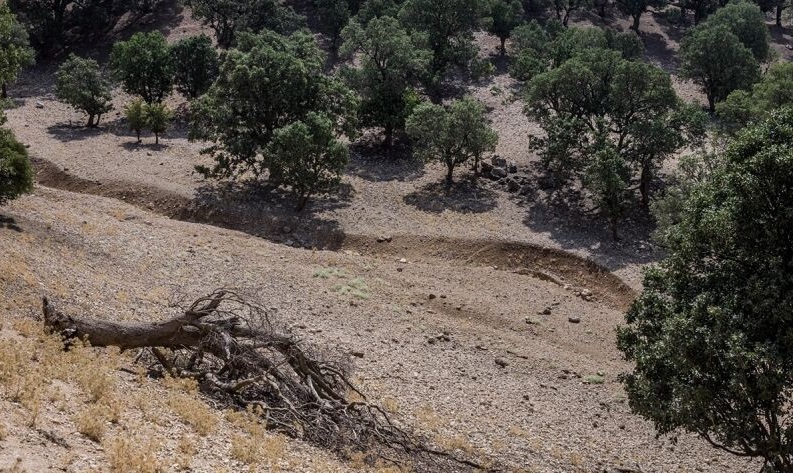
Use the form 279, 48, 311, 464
1, 5, 788, 473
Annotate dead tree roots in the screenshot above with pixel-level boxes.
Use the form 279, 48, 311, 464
42, 290, 491, 472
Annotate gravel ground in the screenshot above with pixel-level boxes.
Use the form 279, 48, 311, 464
1, 6, 786, 472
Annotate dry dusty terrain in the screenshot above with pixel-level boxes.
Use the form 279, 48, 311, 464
1, 5, 788, 473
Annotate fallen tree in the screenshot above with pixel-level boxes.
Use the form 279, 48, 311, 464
41, 289, 489, 471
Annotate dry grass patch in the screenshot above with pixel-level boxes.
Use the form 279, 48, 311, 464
104, 432, 164, 473
167, 391, 218, 436
228, 409, 287, 469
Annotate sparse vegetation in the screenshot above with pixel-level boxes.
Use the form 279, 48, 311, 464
3, 2, 793, 472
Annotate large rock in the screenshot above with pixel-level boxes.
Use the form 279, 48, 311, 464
480, 161, 493, 174
506, 178, 520, 193
491, 155, 507, 168
491, 167, 508, 179
507, 162, 518, 173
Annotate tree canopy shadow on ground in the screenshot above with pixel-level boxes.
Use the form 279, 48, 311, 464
348, 138, 426, 183
46, 123, 105, 142
403, 177, 498, 214
521, 182, 660, 271
190, 179, 353, 250
0, 215, 22, 232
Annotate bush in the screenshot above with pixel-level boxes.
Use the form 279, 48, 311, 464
55, 54, 113, 127
171, 35, 219, 99
266, 112, 349, 211
124, 99, 146, 142
143, 102, 172, 145
0, 128, 33, 205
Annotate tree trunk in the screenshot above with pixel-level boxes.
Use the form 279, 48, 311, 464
43, 297, 207, 350
777, 4, 783, 27
296, 193, 309, 212
86, 114, 95, 128
500, 37, 507, 55
707, 94, 716, 115
639, 164, 651, 207
154, 132, 159, 145
632, 13, 642, 32
136, 130, 141, 142
383, 124, 394, 149
609, 217, 619, 241
446, 162, 455, 184
1, 83, 6, 99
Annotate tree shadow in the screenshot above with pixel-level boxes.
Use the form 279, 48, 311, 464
521, 186, 660, 271
403, 177, 498, 214
121, 141, 170, 152
46, 123, 104, 142
641, 31, 680, 71
189, 179, 353, 250
348, 137, 426, 183
0, 215, 22, 233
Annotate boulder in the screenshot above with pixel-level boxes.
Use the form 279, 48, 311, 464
491, 167, 508, 179
491, 155, 507, 168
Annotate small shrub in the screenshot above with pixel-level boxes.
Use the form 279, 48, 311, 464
75, 405, 107, 442
583, 374, 605, 385
334, 277, 370, 299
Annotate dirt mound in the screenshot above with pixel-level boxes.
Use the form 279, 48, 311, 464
34, 156, 636, 311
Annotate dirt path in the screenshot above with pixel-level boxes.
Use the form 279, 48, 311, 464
33, 156, 636, 311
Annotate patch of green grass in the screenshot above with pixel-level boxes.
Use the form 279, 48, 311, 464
334, 277, 370, 300
583, 374, 605, 385
313, 267, 346, 279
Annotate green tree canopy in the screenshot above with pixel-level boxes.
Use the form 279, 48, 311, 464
184, 0, 303, 48
618, 108, 793, 472
143, 102, 172, 145
125, 98, 146, 142
189, 31, 358, 181
399, 0, 486, 84
315, 0, 351, 50
55, 54, 113, 127
486, 0, 523, 53
679, 23, 760, 114
340, 15, 430, 148
509, 24, 643, 82
110, 31, 173, 104
717, 61, 793, 130
405, 96, 498, 183
266, 112, 349, 211
171, 34, 219, 99
705, 0, 770, 62
616, 0, 668, 32
524, 48, 705, 234
8, 0, 164, 55
0, 4, 34, 99
0, 128, 33, 205
552, 0, 592, 26
584, 143, 631, 240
